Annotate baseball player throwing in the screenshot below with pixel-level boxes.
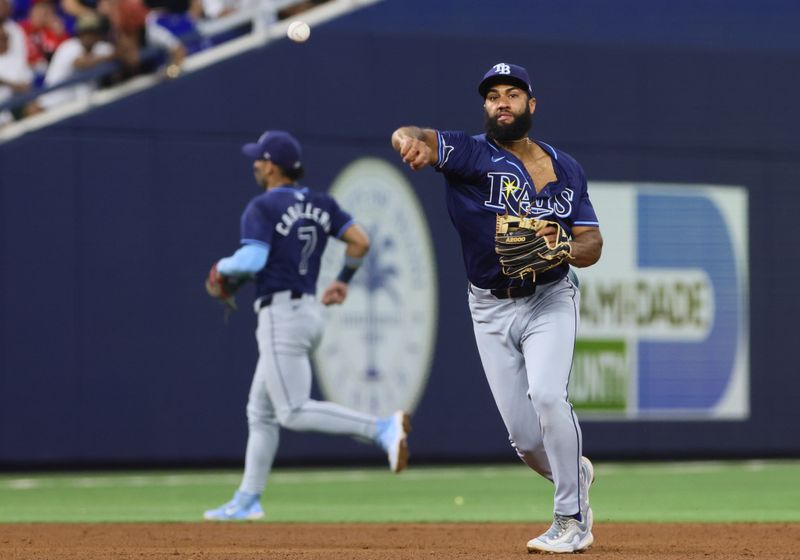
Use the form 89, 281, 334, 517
204, 130, 411, 521
391, 63, 602, 553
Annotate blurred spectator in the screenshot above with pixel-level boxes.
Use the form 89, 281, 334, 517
10, 0, 30, 19
277, 0, 329, 20
1, 0, 334, 128
105, 0, 148, 36
1, 0, 28, 59
97, 0, 147, 75
0, 24, 33, 126
144, 0, 204, 75
35, 12, 114, 110
20, 0, 70, 79
200, 0, 256, 19
61, 0, 97, 18
195, 0, 255, 46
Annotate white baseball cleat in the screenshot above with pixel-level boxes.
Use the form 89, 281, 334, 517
378, 410, 411, 473
526, 513, 593, 554
527, 457, 595, 553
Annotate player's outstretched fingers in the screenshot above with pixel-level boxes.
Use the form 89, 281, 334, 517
400, 138, 418, 163
399, 138, 428, 170
413, 142, 432, 170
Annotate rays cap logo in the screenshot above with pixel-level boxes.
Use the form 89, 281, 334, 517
478, 62, 534, 98
242, 130, 303, 174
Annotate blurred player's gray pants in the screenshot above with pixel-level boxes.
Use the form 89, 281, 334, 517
240, 293, 380, 495
468, 274, 584, 516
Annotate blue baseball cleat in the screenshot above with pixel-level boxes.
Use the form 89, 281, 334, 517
203, 490, 264, 521
377, 410, 411, 473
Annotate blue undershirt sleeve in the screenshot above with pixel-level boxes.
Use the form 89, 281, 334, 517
217, 243, 270, 276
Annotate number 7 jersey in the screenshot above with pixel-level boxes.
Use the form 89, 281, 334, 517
239, 185, 355, 298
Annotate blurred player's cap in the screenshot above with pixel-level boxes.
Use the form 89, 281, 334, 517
478, 63, 534, 98
242, 130, 303, 173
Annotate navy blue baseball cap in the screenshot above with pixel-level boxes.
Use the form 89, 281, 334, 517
478, 63, 534, 98
241, 130, 302, 174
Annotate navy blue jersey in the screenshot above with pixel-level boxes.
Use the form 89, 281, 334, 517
435, 131, 599, 290
240, 185, 354, 298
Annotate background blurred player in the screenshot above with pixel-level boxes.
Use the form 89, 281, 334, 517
391, 63, 602, 553
203, 129, 411, 521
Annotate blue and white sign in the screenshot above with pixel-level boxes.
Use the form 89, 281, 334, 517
572, 183, 749, 420
314, 158, 438, 416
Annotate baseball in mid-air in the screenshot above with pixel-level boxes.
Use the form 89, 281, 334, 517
287, 20, 311, 43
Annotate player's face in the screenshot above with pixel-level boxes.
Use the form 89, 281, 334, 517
483, 85, 536, 142
252, 160, 270, 188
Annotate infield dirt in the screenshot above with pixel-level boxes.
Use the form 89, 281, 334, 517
1, 522, 797, 559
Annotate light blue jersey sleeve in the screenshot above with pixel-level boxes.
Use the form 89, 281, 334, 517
217, 243, 270, 276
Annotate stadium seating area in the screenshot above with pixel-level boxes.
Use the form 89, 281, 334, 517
0, 0, 328, 127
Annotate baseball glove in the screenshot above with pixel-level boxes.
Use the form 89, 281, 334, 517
205, 262, 246, 311
495, 214, 572, 281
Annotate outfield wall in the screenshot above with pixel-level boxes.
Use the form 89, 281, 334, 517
1, 8, 799, 465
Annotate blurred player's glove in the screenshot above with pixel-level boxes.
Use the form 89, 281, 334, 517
495, 214, 572, 281
205, 262, 247, 312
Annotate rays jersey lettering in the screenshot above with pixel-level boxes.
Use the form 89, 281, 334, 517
483, 173, 575, 218
434, 131, 600, 289
240, 185, 355, 297
483, 172, 530, 212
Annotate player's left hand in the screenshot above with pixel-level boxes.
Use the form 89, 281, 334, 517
205, 262, 244, 311
535, 222, 559, 245
321, 280, 348, 306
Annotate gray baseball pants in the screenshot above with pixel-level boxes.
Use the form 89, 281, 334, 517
239, 291, 379, 495
468, 273, 584, 516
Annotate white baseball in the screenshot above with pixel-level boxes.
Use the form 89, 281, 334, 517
287, 20, 310, 43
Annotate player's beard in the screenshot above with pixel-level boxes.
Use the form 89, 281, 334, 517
484, 105, 532, 143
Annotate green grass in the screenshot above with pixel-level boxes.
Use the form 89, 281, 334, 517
1, 460, 798, 523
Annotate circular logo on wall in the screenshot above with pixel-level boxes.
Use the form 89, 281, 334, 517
314, 157, 438, 416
